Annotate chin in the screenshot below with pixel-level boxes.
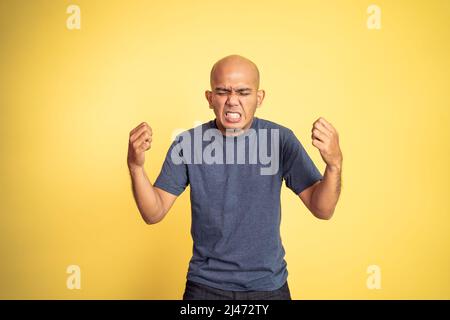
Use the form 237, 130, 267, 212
223, 123, 244, 129
221, 118, 246, 130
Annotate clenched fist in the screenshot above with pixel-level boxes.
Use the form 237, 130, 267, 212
127, 122, 152, 171
311, 117, 343, 169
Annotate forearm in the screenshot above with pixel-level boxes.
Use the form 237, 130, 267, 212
128, 166, 164, 224
310, 164, 342, 219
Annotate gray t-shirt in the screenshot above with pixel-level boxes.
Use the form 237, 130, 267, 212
154, 117, 323, 291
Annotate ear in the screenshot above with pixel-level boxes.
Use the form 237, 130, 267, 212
205, 90, 213, 109
256, 89, 265, 108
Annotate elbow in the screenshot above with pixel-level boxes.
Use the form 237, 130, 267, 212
311, 207, 335, 220
307, 197, 337, 220
318, 212, 334, 220
143, 217, 159, 225
143, 216, 162, 225
141, 209, 165, 225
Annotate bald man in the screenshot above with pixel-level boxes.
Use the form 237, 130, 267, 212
127, 55, 343, 300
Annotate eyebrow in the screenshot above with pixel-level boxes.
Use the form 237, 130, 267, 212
214, 87, 252, 91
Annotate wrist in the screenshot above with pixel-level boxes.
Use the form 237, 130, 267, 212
326, 163, 342, 173
128, 164, 144, 176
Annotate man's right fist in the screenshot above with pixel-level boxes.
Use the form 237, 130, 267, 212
127, 122, 152, 171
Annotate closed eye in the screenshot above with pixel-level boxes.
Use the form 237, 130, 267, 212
214, 88, 252, 96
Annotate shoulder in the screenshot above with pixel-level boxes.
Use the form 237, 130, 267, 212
256, 119, 309, 157
188, 120, 214, 134
256, 118, 295, 139
173, 120, 215, 142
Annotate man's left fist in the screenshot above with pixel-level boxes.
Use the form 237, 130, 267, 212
311, 117, 343, 169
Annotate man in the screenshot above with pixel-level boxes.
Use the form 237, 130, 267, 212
127, 55, 343, 300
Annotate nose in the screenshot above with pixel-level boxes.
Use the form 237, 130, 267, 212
226, 91, 240, 106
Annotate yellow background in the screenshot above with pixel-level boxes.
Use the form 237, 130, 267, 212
0, 0, 449, 299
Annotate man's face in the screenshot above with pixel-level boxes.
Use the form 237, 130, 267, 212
206, 63, 265, 134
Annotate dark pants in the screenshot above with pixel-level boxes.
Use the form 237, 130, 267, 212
183, 280, 292, 300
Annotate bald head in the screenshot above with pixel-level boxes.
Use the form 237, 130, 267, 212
210, 55, 260, 89
205, 55, 265, 134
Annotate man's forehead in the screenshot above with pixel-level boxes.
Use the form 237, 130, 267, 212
211, 69, 259, 89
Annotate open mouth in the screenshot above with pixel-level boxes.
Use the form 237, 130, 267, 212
224, 111, 242, 123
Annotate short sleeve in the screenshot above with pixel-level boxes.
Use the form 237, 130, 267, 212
282, 129, 323, 195
153, 138, 189, 196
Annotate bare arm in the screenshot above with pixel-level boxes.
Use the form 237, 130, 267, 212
299, 117, 343, 220
127, 122, 177, 224
299, 164, 342, 220
129, 167, 177, 224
